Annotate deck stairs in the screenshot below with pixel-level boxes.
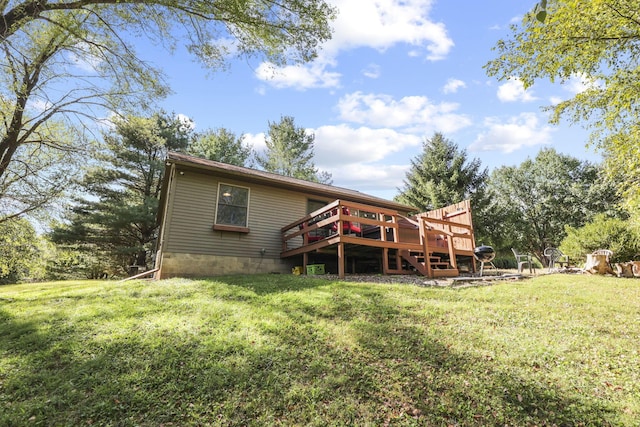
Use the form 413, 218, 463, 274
383, 248, 459, 277
400, 249, 459, 277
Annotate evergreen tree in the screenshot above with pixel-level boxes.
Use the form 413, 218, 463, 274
256, 116, 331, 184
188, 128, 253, 166
51, 112, 193, 273
395, 132, 488, 212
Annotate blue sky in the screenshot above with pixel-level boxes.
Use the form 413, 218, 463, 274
147, 0, 600, 200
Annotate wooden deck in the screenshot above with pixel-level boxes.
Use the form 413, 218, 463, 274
281, 199, 477, 279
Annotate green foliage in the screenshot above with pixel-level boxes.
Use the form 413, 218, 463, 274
51, 112, 193, 273
395, 132, 490, 237
188, 128, 253, 166
485, 148, 623, 263
0, 0, 336, 220
485, 0, 640, 214
256, 115, 331, 183
1, 275, 638, 425
0, 218, 41, 284
560, 214, 640, 264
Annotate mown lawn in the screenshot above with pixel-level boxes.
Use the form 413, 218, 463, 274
1, 274, 638, 426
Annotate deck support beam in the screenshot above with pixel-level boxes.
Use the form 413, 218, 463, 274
338, 242, 345, 278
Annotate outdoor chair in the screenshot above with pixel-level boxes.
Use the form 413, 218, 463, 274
331, 206, 362, 235
512, 248, 535, 274
592, 249, 613, 261
544, 247, 570, 271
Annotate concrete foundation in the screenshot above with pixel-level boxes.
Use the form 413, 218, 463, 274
158, 252, 295, 278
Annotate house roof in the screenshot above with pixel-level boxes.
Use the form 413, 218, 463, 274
165, 151, 416, 212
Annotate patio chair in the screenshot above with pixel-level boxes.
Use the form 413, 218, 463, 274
512, 248, 535, 274
592, 249, 613, 261
544, 247, 570, 271
331, 206, 362, 235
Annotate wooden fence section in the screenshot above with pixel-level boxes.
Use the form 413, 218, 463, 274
281, 199, 476, 278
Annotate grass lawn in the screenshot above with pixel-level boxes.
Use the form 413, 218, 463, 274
1, 274, 639, 426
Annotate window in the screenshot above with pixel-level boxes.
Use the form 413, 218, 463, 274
214, 183, 250, 232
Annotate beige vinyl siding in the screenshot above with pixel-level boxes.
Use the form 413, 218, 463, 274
164, 170, 307, 258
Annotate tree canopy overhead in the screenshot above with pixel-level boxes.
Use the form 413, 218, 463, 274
0, 0, 336, 222
484, 1, 640, 210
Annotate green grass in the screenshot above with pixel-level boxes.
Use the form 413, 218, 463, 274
1, 275, 639, 426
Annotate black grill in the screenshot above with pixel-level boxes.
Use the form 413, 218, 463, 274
474, 245, 495, 262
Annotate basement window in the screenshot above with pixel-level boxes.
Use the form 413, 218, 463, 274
213, 183, 250, 233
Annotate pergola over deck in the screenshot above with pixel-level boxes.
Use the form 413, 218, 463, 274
281, 199, 476, 278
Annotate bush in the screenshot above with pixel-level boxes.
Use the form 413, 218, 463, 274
560, 214, 640, 263
0, 219, 41, 284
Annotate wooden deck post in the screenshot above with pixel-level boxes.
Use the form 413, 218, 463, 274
338, 242, 345, 278
303, 252, 308, 275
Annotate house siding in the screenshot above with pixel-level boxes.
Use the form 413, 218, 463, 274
159, 169, 310, 277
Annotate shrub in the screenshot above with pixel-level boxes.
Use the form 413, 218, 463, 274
560, 214, 640, 263
0, 219, 41, 284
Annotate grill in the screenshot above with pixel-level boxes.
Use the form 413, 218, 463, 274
474, 245, 496, 276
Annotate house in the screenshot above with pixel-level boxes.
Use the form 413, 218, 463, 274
154, 152, 477, 279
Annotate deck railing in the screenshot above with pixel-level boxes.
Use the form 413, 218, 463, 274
281, 199, 476, 278
281, 199, 403, 254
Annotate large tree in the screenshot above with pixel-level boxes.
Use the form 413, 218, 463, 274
256, 115, 331, 183
0, 0, 336, 222
485, 148, 623, 263
51, 112, 193, 272
188, 128, 253, 167
395, 132, 489, 237
484, 0, 640, 211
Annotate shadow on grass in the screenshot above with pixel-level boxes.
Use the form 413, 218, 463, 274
208, 274, 336, 295
0, 280, 623, 426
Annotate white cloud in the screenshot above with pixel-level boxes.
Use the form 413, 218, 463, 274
243, 132, 267, 153
563, 73, 601, 94
326, 0, 453, 60
442, 78, 466, 94
362, 64, 381, 79
469, 113, 554, 153
176, 113, 195, 132
549, 96, 563, 105
336, 92, 471, 133
329, 163, 409, 196
246, 124, 417, 197
497, 78, 538, 102
312, 124, 421, 166
255, 61, 341, 90
256, 0, 454, 89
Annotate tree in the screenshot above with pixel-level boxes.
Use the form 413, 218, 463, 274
484, 0, 640, 212
256, 115, 332, 184
188, 128, 253, 167
485, 148, 623, 263
51, 112, 193, 273
395, 132, 489, 236
0, 1, 336, 222
560, 214, 640, 264
0, 218, 41, 284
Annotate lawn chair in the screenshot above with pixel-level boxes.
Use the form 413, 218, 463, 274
544, 247, 570, 271
585, 249, 613, 275
512, 248, 535, 274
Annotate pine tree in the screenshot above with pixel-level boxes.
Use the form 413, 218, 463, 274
396, 133, 488, 212
51, 112, 193, 273
256, 116, 331, 184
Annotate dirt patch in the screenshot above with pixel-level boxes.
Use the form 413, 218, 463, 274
304, 273, 530, 288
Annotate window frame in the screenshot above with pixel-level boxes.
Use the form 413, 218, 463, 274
213, 182, 251, 233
